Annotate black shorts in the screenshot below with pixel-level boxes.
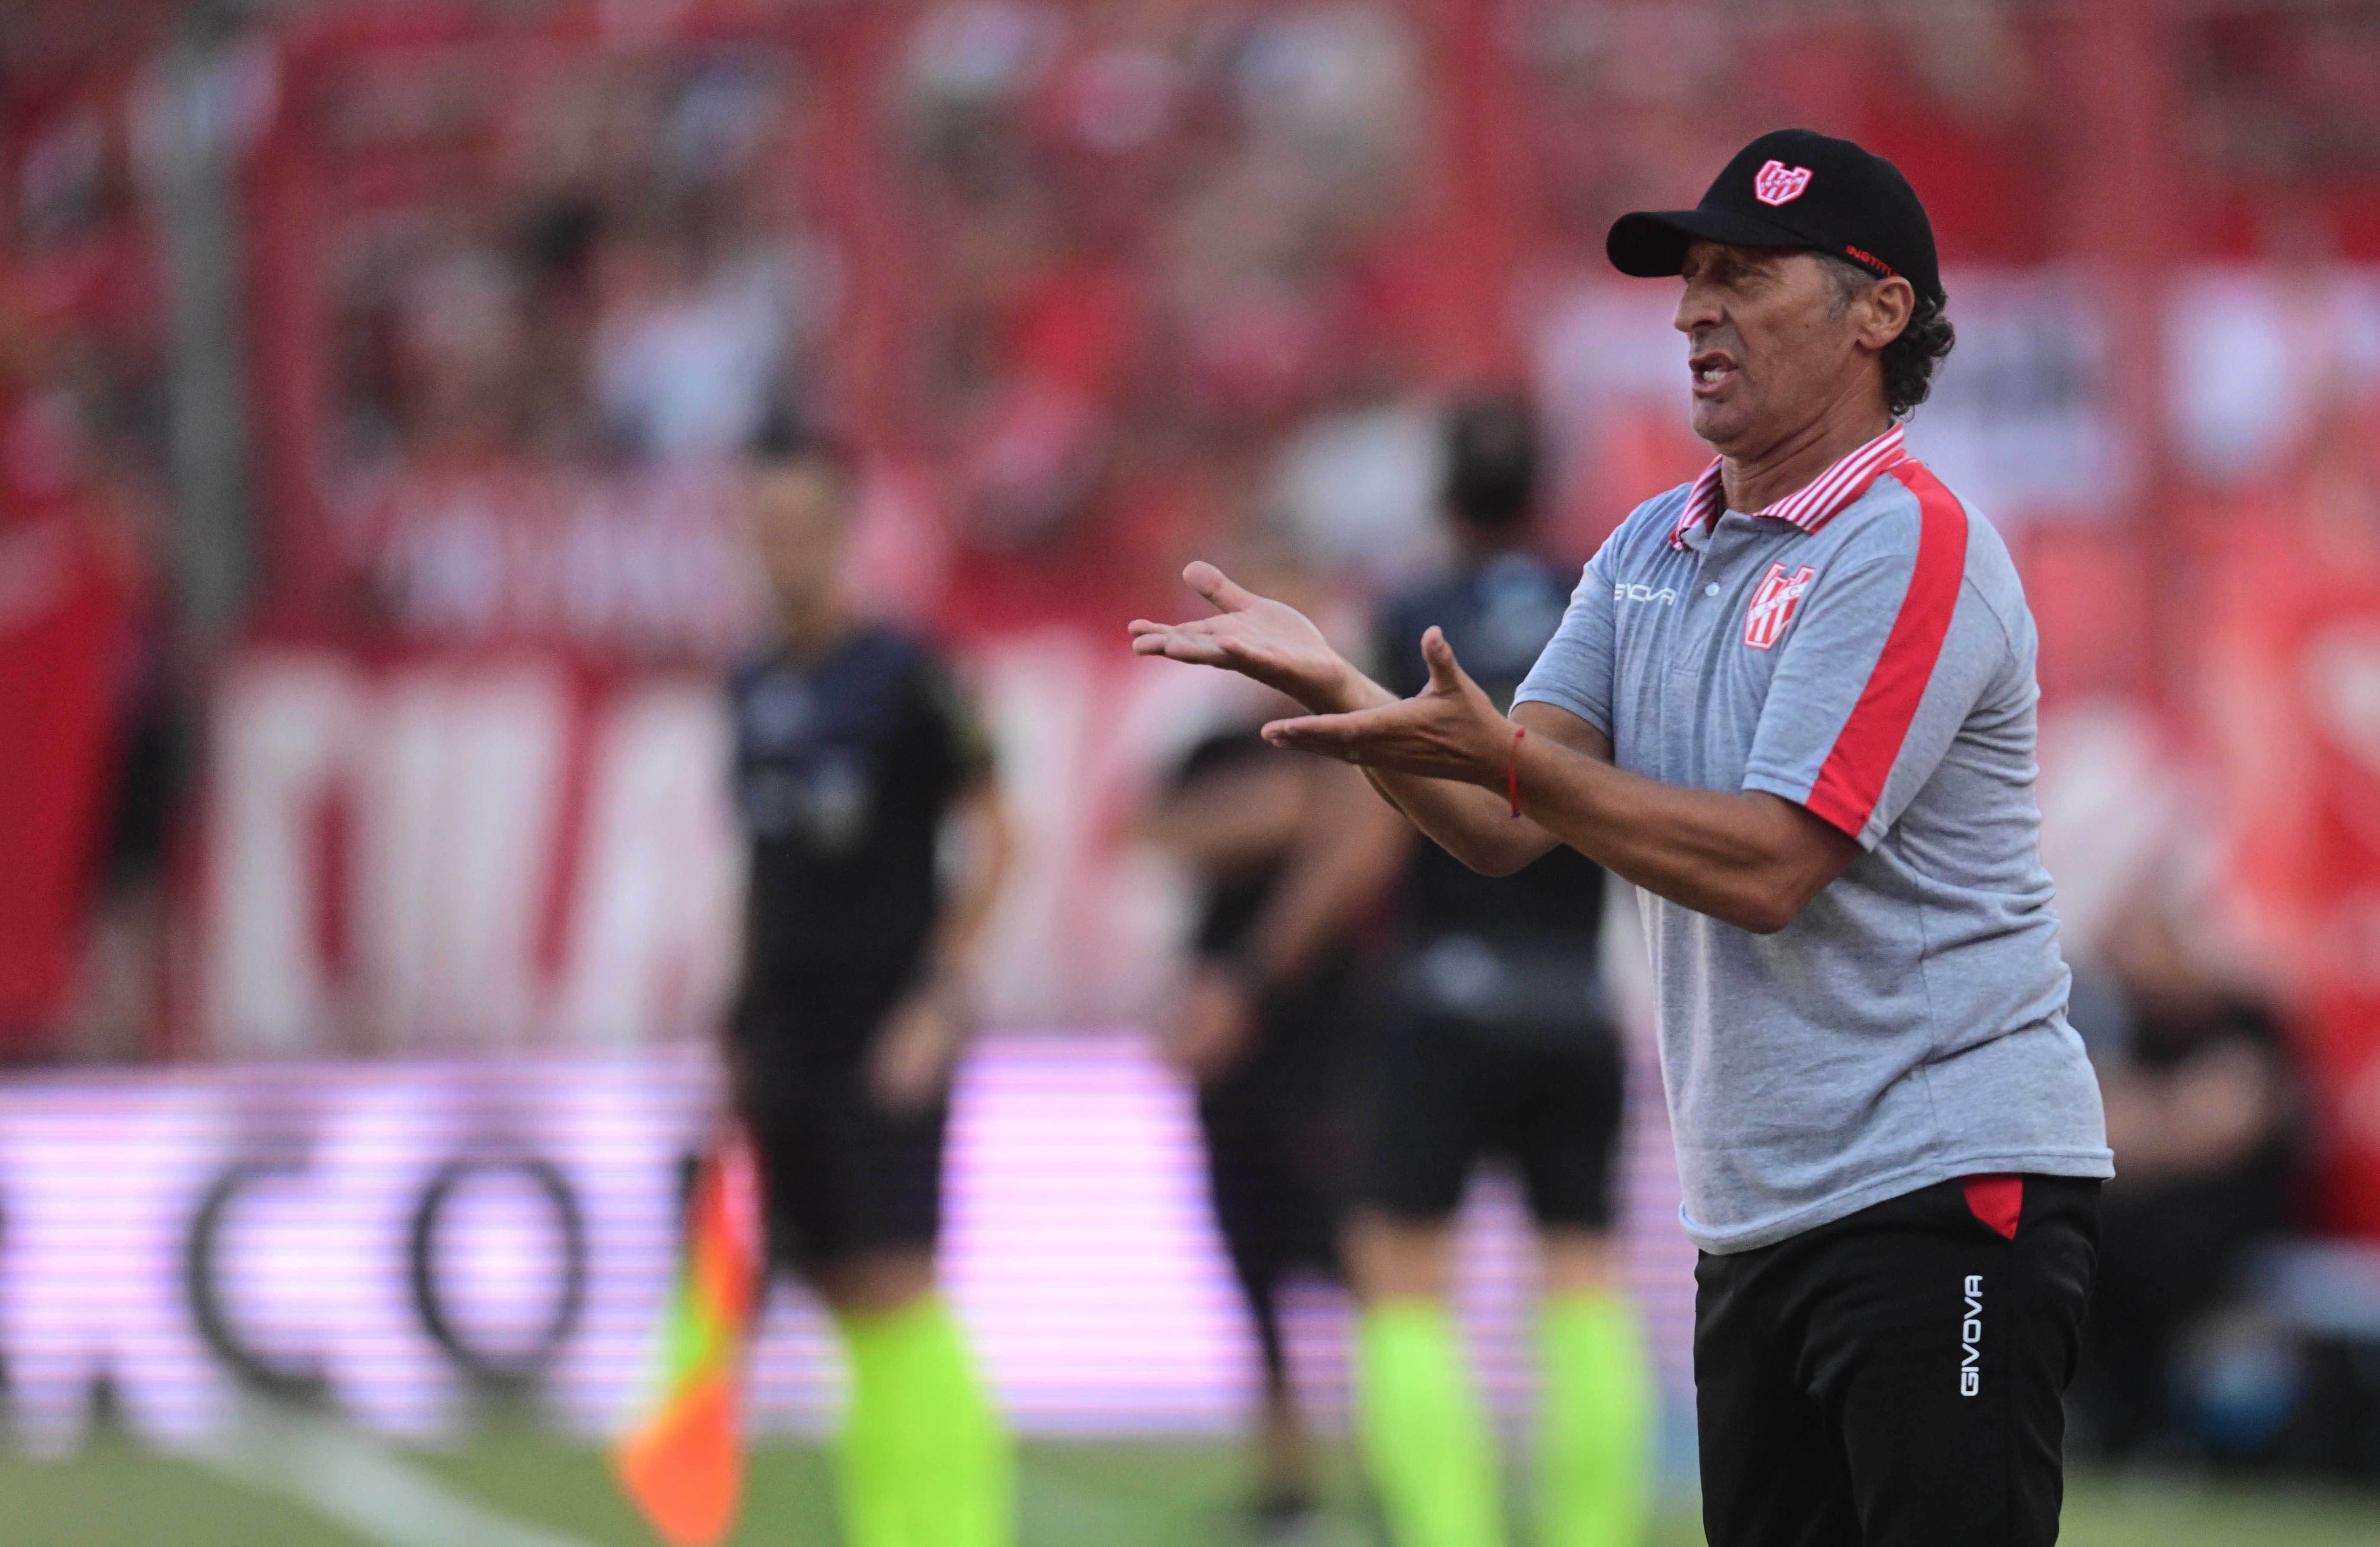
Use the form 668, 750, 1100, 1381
1196, 971, 1356, 1303
1358, 999, 1626, 1232
1694, 1173, 2101, 1547
730, 992, 946, 1272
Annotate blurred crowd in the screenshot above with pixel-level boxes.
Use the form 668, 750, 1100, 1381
6, 0, 2380, 1477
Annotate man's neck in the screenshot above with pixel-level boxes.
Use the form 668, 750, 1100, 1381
1455, 527, 1530, 566
1718, 395, 1895, 516
780, 597, 856, 663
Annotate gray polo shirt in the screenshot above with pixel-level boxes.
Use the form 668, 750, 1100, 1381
1515, 426, 2112, 1254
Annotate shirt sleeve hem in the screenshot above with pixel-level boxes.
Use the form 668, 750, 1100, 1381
1510, 687, 1612, 739
1741, 767, 1881, 850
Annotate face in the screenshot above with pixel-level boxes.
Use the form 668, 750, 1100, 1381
1674, 242, 1899, 457
747, 459, 850, 613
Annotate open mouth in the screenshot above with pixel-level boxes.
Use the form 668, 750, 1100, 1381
1690, 349, 1740, 395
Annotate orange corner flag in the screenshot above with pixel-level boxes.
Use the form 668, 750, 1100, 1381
613, 1126, 764, 1547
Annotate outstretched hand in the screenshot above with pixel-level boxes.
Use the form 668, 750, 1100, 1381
1262, 626, 1514, 788
1128, 562, 1368, 714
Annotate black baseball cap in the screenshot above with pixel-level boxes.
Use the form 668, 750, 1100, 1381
1606, 128, 1942, 305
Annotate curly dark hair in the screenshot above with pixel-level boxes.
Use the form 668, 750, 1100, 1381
1819, 255, 1955, 419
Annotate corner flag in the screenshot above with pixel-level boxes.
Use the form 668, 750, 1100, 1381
613, 1125, 764, 1547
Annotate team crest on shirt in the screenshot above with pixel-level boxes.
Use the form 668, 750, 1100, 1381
1753, 159, 1813, 206
1743, 563, 1816, 649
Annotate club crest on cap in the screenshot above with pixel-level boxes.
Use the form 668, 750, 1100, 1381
1752, 159, 1813, 207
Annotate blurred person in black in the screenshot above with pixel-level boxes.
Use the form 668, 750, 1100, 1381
2066, 884, 2300, 1460
1144, 553, 1403, 1541
1348, 395, 1654, 1547
726, 424, 1015, 1547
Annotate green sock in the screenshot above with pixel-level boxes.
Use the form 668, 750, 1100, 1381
1537, 1291, 1654, 1547
833, 1295, 1013, 1547
1356, 1299, 1506, 1547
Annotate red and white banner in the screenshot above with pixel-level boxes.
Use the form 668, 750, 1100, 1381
197, 632, 1228, 1054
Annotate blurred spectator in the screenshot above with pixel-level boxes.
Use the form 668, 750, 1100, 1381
0, 12, 178, 1062
900, 0, 1432, 628
2066, 866, 2303, 1459
0, 312, 167, 1062
2186, 8, 2380, 256
1261, 384, 1445, 591
585, 60, 833, 462
281, 33, 833, 656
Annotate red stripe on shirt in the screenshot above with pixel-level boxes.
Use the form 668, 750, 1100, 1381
1803, 459, 1967, 839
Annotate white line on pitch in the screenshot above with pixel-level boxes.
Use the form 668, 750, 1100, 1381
195, 1402, 604, 1547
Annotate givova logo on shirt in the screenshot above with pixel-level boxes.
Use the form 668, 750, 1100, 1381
1743, 562, 1816, 650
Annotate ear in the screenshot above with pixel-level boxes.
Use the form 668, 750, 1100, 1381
1856, 276, 1916, 353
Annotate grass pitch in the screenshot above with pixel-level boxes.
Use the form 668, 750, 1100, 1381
0, 1420, 2375, 1545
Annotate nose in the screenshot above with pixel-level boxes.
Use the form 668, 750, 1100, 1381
1673, 276, 1722, 337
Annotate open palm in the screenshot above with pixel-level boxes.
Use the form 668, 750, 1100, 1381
1127, 562, 1371, 713
1261, 625, 1511, 785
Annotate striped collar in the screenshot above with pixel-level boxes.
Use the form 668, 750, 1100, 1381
1668, 424, 1908, 550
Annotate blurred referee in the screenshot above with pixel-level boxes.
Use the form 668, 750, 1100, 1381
1132, 129, 2112, 1546
728, 425, 1014, 1547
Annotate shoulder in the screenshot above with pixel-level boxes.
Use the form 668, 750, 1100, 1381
1816, 459, 1963, 567
1382, 572, 1468, 633
852, 621, 935, 669
1879, 458, 2026, 608
838, 624, 960, 699
1480, 549, 1569, 599
725, 645, 784, 702
1829, 459, 2027, 653
1617, 480, 1697, 541
877, 631, 992, 761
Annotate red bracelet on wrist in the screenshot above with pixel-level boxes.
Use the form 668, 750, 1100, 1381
1507, 724, 1527, 819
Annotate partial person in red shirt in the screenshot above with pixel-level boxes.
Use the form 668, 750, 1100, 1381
0, 359, 148, 1060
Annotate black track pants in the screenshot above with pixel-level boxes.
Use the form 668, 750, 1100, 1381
1695, 1174, 2100, 1547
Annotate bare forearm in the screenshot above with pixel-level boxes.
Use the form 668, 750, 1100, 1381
931, 787, 1014, 985
1244, 623, 1854, 930
1362, 768, 1557, 876
2106, 1048, 2281, 1178
1245, 774, 1408, 983
1301, 663, 1558, 874
1507, 735, 1851, 932
1140, 766, 1306, 868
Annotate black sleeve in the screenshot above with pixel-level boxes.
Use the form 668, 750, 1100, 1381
911, 648, 997, 798
721, 665, 753, 826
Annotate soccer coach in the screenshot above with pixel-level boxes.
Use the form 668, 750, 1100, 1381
1130, 128, 2112, 1546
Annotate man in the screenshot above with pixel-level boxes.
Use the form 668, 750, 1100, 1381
1130, 129, 2112, 1546
1348, 394, 1650, 1547
1145, 680, 1385, 1541
2068, 881, 2297, 1457
728, 425, 1013, 1547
